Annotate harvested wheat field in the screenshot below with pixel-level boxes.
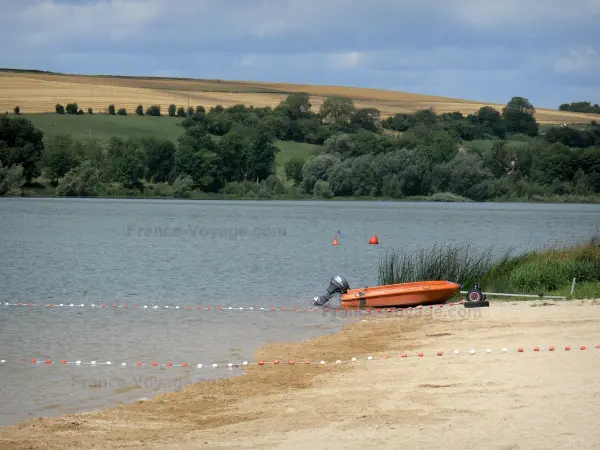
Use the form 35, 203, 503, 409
1, 70, 599, 124
1, 299, 599, 450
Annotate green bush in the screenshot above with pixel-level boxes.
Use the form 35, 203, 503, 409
284, 155, 306, 186
150, 182, 174, 197
313, 180, 333, 198
55, 160, 100, 196
172, 174, 194, 198
265, 174, 285, 194
146, 105, 161, 116
220, 181, 248, 197
65, 103, 78, 114
0, 162, 26, 195
429, 192, 470, 202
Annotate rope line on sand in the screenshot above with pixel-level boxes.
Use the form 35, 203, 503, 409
2, 345, 598, 368
0, 301, 466, 313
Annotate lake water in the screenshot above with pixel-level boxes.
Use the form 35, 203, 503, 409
1, 198, 599, 427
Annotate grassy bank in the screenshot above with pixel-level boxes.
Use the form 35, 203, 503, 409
15, 187, 470, 202
14, 183, 600, 204
378, 234, 600, 299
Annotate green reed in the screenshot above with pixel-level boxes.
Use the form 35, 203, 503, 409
377, 234, 600, 298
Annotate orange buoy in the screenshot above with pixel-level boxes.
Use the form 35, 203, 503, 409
332, 239, 339, 246
369, 235, 379, 245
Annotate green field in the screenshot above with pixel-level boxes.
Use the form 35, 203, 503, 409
21, 113, 323, 177
274, 140, 323, 177
23, 113, 186, 142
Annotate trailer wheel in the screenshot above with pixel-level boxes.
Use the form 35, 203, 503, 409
465, 283, 488, 308
467, 289, 483, 302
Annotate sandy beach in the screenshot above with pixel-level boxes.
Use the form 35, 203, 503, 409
1, 299, 600, 449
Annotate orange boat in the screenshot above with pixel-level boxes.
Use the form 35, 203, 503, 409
313, 276, 461, 308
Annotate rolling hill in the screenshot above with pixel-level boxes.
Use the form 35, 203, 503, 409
1, 69, 599, 124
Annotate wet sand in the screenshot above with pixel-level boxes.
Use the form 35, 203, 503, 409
2, 299, 600, 449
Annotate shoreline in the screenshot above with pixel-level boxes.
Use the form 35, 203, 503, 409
5, 193, 600, 205
0, 309, 352, 430
2, 299, 600, 449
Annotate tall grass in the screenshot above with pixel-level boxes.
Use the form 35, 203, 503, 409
377, 234, 600, 298
377, 243, 508, 288
484, 234, 600, 293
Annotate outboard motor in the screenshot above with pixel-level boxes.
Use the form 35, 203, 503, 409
313, 275, 350, 306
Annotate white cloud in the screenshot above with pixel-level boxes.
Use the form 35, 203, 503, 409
553, 47, 600, 74
445, 0, 600, 28
236, 55, 259, 68
360, 46, 523, 71
2, 0, 599, 50
232, 51, 364, 72
0, 0, 598, 107
327, 52, 363, 69
253, 18, 290, 39
4, 0, 163, 44
225, 0, 357, 38
213, 0, 600, 39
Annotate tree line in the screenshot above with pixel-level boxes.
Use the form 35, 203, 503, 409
51, 102, 194, 117
1, 93, 600, 201
559, 101, 600, 115
13, 98, 600, 119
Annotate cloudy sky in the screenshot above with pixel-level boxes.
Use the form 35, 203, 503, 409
1, 0, 599, 108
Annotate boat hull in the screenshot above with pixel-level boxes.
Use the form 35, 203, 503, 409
340, 280, 461, 308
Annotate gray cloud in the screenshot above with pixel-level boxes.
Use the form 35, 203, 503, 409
0, 0, 598, 107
